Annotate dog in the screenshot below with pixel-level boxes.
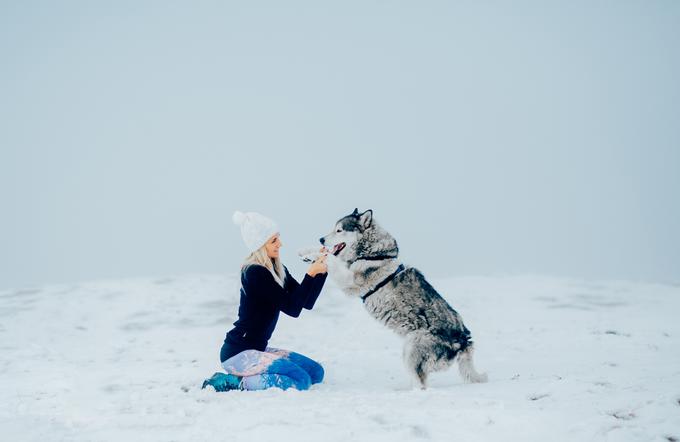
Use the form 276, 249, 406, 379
319, 208, 487, 389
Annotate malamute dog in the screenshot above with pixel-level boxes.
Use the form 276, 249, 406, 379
319, 209, 488, 389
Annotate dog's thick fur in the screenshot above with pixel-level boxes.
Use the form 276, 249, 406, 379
320, 209, 487, 389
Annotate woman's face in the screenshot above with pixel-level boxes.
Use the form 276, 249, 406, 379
264, 233, 282, 259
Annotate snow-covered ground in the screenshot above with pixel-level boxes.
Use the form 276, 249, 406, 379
1, 273, 679, 441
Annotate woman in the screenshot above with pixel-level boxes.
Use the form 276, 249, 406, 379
202, 211, 328, 392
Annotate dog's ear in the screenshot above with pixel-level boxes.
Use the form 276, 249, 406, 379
359, 209, 373, 229
352, 208, 359, 217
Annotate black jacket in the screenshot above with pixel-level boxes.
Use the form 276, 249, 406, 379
220, 264, 327, 362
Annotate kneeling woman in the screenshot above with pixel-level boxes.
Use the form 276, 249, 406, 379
203, 211, 328, 392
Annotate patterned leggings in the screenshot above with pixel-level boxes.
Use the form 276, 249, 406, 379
221, 347, 324, 391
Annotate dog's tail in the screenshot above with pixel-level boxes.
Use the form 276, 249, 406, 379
456, 344, 488, 383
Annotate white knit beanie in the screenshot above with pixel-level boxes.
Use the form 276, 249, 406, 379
232, 211, 279, 252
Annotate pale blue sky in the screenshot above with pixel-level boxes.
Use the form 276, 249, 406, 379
1, 0, 679, 288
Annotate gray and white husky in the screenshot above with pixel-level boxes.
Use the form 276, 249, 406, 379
318, 209, 488, 389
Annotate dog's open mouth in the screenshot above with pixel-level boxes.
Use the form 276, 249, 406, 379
331, 243, 346, 256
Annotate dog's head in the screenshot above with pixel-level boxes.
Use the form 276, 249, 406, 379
320, 208, 398, 263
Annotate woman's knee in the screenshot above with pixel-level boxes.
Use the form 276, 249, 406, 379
285, 352, 324, 384
241, 373, 310, 391
297, 358, 324, 384
239, 358, 313, 391
308, 362, 324, 384
268, 359, 312, 385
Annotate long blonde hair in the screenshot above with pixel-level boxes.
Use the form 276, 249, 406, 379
242, 243, 286, 287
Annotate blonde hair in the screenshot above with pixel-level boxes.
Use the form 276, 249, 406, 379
242, 242, 286, 287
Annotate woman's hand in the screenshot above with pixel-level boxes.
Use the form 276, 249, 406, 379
306, 248, 328, 277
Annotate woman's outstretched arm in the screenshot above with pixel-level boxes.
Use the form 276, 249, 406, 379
243, 265, 322, 317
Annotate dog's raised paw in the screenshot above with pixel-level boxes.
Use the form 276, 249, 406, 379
298, 247, 322, 263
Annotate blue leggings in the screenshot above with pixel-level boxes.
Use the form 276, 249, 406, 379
221, 347, 324, 391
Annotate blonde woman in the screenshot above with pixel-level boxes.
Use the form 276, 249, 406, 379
202, 211, 328, 392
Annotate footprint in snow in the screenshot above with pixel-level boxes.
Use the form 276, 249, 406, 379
603, 330, 631, 337
609, 410, 636, 420
410, 425, 430, 439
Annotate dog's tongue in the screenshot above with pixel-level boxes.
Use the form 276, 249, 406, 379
332, 243, 346, 255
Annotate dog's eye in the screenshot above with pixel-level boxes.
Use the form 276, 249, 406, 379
336, 229, 342, 233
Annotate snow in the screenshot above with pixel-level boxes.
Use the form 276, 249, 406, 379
1, 273, 679, 441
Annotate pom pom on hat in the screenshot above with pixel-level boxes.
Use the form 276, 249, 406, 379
233, 210, 279, 252
232, 211, 247, 226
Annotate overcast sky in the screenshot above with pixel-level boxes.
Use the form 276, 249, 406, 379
1, 0, 679, 289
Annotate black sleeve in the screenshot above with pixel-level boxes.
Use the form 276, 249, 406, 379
284, 267, 327, 310
243, 265, 319, 318
304, 272, 327, 310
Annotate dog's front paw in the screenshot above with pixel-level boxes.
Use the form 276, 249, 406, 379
298, 247, 323, 263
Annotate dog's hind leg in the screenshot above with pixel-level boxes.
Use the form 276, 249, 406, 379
456, 345, 488, 383
403, 331, 434, 390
